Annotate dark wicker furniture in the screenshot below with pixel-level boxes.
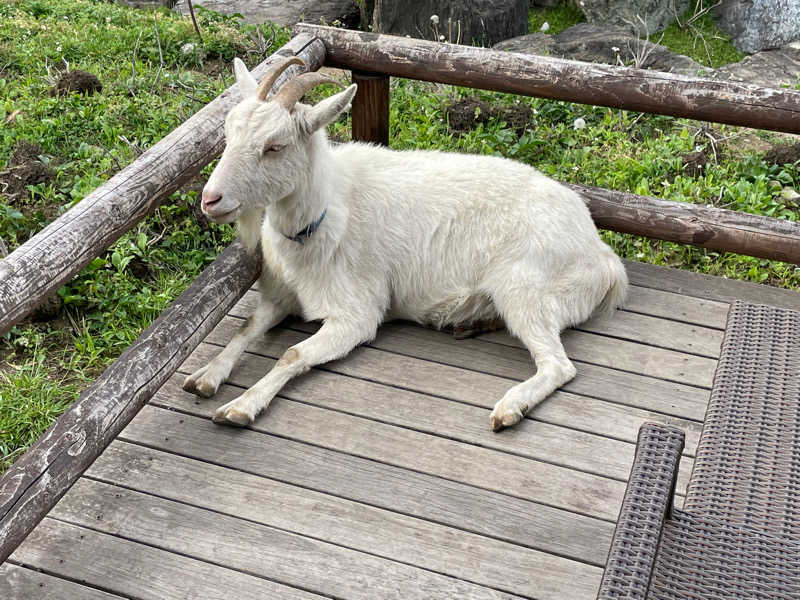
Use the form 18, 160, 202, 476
598, 301, 800, 599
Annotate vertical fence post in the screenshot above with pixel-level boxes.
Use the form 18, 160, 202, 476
351, 70, 390, 146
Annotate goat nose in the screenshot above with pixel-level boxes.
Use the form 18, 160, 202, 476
201, 190, 222, 210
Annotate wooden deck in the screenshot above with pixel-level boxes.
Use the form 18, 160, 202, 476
4, 262, 799, 600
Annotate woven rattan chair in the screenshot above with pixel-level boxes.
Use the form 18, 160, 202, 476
597, 301, 800, 599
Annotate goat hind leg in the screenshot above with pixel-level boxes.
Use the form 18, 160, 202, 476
489, 298, 576, 432
183, 297, 289, 398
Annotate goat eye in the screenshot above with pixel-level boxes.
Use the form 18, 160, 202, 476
263, 144, 284, 155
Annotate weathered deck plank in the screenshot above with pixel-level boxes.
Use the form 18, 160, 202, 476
621, 285, 729, 330
0, 563, 125, 600
133, 396, 626, 520
193, 325, 706, 447
51, 478, 548, 600
157, 369, 695, 493
625, 260, 800, 311
231, 296, 718, 386
217, 311, 711, 421
117, 409, 615, 566
11, 518, 327, 600
4, 260, 739, 600
83, 447, 603, 599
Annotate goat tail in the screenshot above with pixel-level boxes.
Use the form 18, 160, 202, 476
595, 254, 629, 317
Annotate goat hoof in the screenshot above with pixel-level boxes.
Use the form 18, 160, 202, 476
489, 405, 524, 432
489, 414, 506, 432
183, 371, 218, 398
212, 407, 252, 427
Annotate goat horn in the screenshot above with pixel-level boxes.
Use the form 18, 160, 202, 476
256, 56, 306, 101
273, 72, 345, 111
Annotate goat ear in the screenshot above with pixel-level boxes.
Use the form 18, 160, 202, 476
303, 84, 358, 133
233, 58, 257, 97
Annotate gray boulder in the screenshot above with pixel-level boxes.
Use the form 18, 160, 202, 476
173, 0, 360, 27
577, 0, 690, 34
370, 0, 529, 46
715, 42, 800, 88
495, 23, 800, 90
714, 0, 800, 53
495, 24, 708, 77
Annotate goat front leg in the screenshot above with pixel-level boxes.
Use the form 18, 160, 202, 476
213, 317, 378, 426
184, 296, 291, 398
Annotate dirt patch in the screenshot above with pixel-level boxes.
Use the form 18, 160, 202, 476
764, 141, 800, 167
0, 141, 55, 201
197, 58, 227, 78
50, 70, 102, 97
445, 97, 532, 135
681, 150, 710, 178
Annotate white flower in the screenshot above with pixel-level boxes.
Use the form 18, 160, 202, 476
430, 15, 439, 25
612, 46, 620, 53
573, 117, 586, 130
572, 166, 580, 171
181, 43, 197, 55
540, 22, 550, 32
56, 45, 62, 52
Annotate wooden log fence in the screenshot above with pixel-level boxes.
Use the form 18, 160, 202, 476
572, 184, 800, 265
2, 24, 800, 564
0, 34, 325, 336
0, 241, 261, 564
306, 24, 800, 264
297, 24, 800, 135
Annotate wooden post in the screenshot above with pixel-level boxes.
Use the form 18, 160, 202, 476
351, 70, 390, 146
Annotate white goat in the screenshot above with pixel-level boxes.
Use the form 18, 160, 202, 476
183, 56, 628, 431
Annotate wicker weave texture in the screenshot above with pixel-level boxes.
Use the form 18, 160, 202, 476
596, 423, 685, 600
649, 509, 800, 600
685, 301, 800, 537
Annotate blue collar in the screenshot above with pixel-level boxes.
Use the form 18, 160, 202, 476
284, 207, 327, 244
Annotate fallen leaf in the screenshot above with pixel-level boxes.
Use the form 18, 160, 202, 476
5, 109, 21, 123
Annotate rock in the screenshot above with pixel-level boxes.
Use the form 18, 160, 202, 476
495, 24, 708, 76
174, 0, 361, 27
714, 42, 800, 88
577, 0, 690, 34
780, 187, 800, 202
371, 0, 529, 46
714, 0, 800, 53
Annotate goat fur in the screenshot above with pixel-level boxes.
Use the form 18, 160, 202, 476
184, 58, 628, 431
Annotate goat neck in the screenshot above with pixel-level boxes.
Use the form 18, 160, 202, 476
266, 130, 343, 244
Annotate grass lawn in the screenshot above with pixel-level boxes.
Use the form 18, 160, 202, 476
1, 0, 799, 472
